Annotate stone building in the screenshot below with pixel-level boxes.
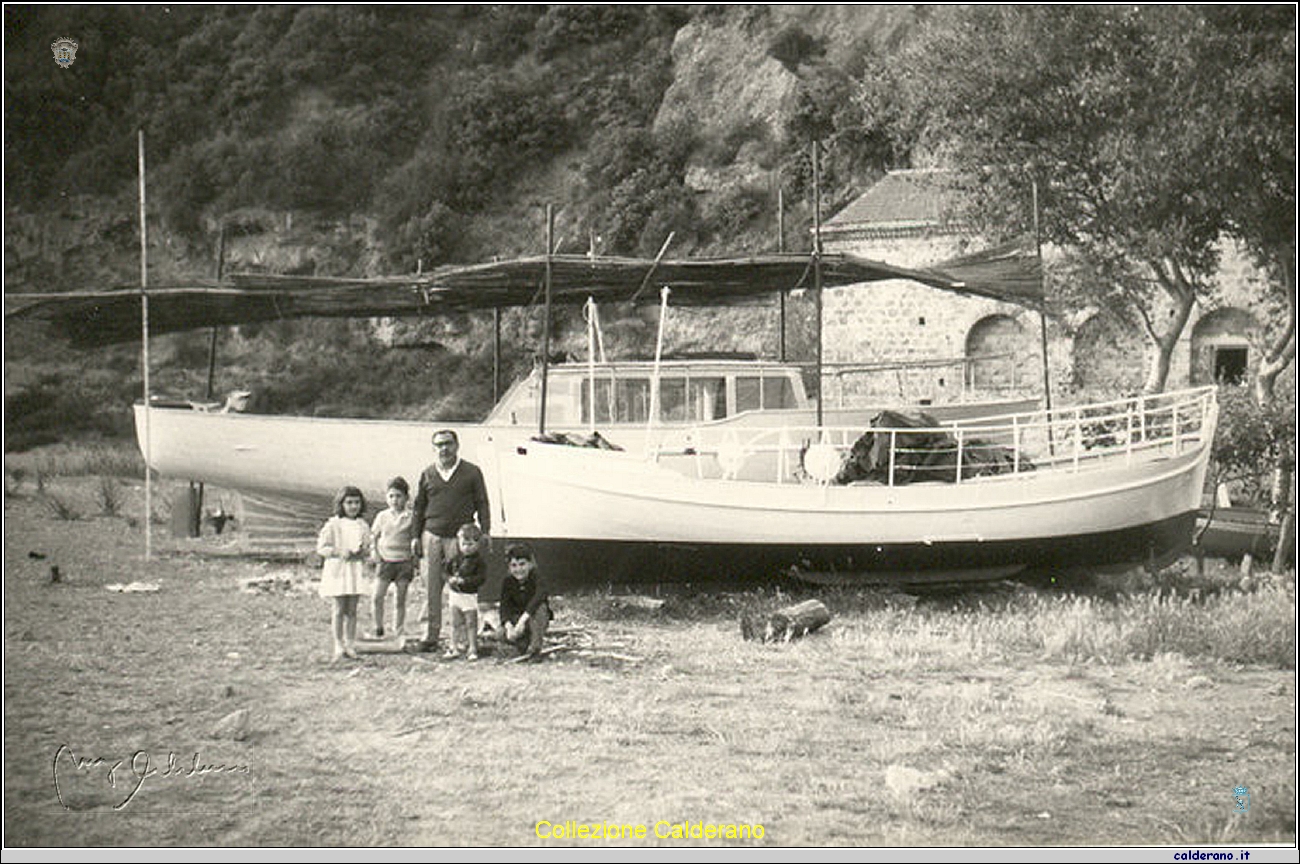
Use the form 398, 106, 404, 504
818, 169, 1275, 404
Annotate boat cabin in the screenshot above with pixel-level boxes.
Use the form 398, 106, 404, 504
483, 360, 808, 428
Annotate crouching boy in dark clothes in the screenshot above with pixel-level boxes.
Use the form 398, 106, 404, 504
499, 542, 550, 658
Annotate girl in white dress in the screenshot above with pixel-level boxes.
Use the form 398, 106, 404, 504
317, 486, 371, 661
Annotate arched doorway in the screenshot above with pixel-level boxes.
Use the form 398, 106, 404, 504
964, 314, 1031, 391
1190, 308, 1258, 385
1071, 313, 1146, 393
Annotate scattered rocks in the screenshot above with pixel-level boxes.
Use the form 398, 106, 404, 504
239, 569, 310, 594
884, 765, 950, 799
210, 708, 250, 741
105, 581, 160, 593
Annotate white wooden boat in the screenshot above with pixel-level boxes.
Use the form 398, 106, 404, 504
134, 357, 1035, 505
486, 387, 1218, 583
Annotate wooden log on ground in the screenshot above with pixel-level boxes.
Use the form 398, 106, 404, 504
741, 599, 831, 643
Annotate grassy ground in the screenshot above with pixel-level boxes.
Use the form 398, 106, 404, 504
3, 475, 1296, 848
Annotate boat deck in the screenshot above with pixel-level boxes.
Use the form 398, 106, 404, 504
643, 387, 1217, 486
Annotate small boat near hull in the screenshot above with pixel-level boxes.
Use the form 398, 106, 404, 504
1195, 506, 1282, 561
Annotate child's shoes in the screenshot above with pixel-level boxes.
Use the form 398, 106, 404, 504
466, 651, 479, 662
442, 648, 461, 660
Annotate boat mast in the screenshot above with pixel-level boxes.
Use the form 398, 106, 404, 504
647, 286, 671, 448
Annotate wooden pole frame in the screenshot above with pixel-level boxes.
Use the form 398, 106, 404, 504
1032, 178, 1055, 455
538, 204, 553, 437
192, 222, 228, 537
812, 141, 824, 429
493, 307, 501, 405
778, 186, 786, 362
205, 222, 226, 399
139, 130, 152, 559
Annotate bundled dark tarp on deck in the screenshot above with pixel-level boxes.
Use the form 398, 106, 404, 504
5, 251, 1042, 347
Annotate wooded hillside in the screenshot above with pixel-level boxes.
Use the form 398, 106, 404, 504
5, 5, 911, 277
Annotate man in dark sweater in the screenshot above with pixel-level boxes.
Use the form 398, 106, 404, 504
409, 429, 491, 652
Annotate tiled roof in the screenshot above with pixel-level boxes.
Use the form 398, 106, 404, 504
824, 168, 963, 230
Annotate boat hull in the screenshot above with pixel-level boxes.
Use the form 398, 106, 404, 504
489, 408, 1213, 582
501, 512, 1198, 586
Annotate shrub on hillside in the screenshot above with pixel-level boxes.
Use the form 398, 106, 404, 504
768, 24, 826, 73
5, 374, 135, 453
534, 6, 648, 60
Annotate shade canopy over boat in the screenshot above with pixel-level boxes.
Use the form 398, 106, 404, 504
6, 250, 1042, 347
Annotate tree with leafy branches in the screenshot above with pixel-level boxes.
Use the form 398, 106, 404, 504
1201, 7, 1297, 404
858, 5, 1295, 396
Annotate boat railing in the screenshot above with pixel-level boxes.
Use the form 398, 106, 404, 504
649, 385, 1218, 486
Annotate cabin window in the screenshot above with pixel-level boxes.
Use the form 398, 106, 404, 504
659, 378, 687, 422
580, 378, 614, 424
735, 377, 761, 412
762, 376, 796, 409
616, 379, 651, 422
689, 377, 726, 421
580, 373, 742, 423
736, 375, 797, 413
580, 377, 652, 423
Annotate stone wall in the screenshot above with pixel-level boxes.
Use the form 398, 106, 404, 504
821, 226, 1279, 402
821, 227, 1059, 404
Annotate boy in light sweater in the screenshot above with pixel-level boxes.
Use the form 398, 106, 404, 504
367, 476, 414, 640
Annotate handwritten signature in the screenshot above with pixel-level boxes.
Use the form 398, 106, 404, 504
53, 744, 250, 810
